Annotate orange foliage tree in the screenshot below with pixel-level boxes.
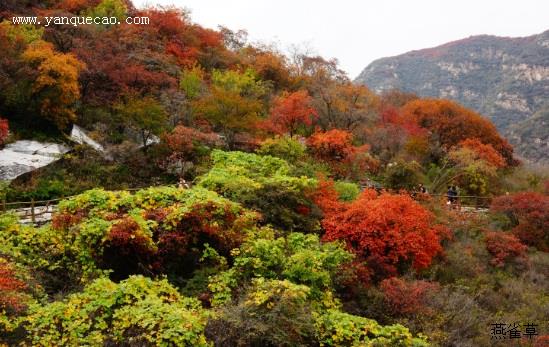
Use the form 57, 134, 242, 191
22, 41, 85, 130
244, 48, 291, 89
491, 192, 549, 251
401, 99, 517, 166
263, 90, 317, 136
307, 129, 378, 178
145, 7, 190, 38
365, 106, 429, 163
456, 138, 505, 168
307, 129, 354, 161
379, 106, 426, 138
315, 181, 449, 279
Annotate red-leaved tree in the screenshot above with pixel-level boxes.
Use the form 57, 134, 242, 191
0, 260, 28, 314
57, 0, 101, 12
380, 277, 439, 315
401, 99, 518, 166
491, 192, 549, 252
307, 129, 378, 178
484, 231, 528, 268
307, 129, 353, 161
163, 125, 221, 159
315, 182, 450, 279
0, 117, 8, 146
263, 90, 318, 136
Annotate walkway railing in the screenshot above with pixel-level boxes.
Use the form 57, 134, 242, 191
2, 186, 494, 225
428, 193, 492, 210
1, 197, 63, 225
1, 187, 155, 225
359, 184, 493, 210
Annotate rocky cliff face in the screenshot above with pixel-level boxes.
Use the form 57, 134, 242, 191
0, 141, 70, 181
355, 30, 549, 163
507, 106, 549, 164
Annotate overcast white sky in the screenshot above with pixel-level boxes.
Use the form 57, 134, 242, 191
134, 0, 549, 78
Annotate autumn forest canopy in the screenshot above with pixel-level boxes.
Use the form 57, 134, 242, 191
0, 1, 548, 346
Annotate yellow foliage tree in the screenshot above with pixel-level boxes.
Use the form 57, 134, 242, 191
22, 41, 85, 130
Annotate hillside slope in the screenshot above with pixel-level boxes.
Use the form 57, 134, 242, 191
355, 30, 549, 162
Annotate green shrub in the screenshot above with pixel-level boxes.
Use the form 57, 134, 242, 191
0, 186, 258, 291
0, 212, 92, 293
334, 181, 360, 201
198, 150, 320, 232
384, 160, 424, 191
207, 271, 428, 347
25, 276, 210, 346
315, 309, 428, 347
206, 278, 316, 347
257, 136, 307, 164
208, 231, 352, 304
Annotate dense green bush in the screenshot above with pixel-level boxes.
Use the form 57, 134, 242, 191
24, 276, 210, 346
315, 309, 428, 347
0, 188, 450, 347
0, 254, 43, 345
0, 186, 258, 290
384, 160, 424, 191
208, 231, 352, 303
206, 276, 428, 347
207, 279, 428, 347
204, 230, 428, 346
257, 135, 307, 164
0, 212, 88, 293
198, 150, 321, 232
206, 278, 317, 346
333, 181, 360, 201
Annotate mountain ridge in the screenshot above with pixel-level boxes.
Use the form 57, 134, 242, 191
355, 30, 549, 163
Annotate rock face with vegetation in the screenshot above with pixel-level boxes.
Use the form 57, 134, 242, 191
355, 30, 549, 163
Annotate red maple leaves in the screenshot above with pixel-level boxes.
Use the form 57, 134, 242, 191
0, 261, 28, 313
307, 129, 378, 178
491, 192, 549, 252
484, 231, 528, 267
314, 180, 450, 279
380, 277, 439, 315
401, 98, 517, 166
262, 90, 318, 136
0, 118, 8, 146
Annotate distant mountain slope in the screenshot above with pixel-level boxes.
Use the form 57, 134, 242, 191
355, 30, 549, 163
507, 106, 549, 163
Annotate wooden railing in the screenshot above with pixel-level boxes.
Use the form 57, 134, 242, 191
1, 197, 65, 225
428, 194, 493, 209
1, 186, 494, 226
1, 187, 160, 225
359, 184, 493, 210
